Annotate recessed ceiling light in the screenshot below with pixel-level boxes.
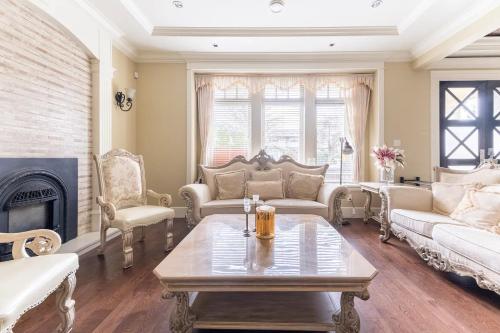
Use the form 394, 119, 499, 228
212, 43, 219, 48
172, 1, 183, 8
269, 0, 285, 13
329, 43, 335, 47
371, 0, 383, 8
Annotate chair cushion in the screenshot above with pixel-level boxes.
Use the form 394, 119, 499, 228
214, 169, 247, 200
201, 199, 247, 217
264, 199, 328, 218
0, 254, 78, 331
432, 224, 500, 274
102, 155, 143, 207
391, 209, 463, 238
246, 180, 284, 201
114, 205, 175, 229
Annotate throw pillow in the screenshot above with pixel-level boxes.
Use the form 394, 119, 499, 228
432, 182, 480, 215
450, 185, 500, 234
251, 169, 282, 181
246, 180, 284, 201
214, 170, 247, 200
286, 171, 324, 201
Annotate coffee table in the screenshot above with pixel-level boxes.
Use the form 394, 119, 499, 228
154, 214, 377, 333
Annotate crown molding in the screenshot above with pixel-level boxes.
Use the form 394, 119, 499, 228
112, 37, 139, 61
397, 0, 436, 33
450, 37, 500, 57
151, 26, 399, 37
427, 57, 500, 69
411, 0, 500, 57
135, 50, 412, 64
75, 0, 124, 39
120, 0, 153, 34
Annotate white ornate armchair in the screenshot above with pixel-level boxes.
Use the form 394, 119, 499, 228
94, 149, 175, 269
0, 229, 78, 333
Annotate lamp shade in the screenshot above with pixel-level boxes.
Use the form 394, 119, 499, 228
126, 88, 136, 100
342, 140, 354, 155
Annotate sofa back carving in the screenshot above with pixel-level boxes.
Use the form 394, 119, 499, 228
434, 162, 500, 184
200, 150, 328, 200
94, 149, 147, 209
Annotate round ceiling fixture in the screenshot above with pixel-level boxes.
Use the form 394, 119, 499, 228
371, 0, 383, 8
212, 43, 219, 48
269, 0, 285, 13
329, 43, 335, 47
172, 1, 183, 8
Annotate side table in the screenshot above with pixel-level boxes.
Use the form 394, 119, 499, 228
359, 182, 390, 242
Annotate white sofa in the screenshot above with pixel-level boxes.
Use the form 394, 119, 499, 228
380, 164, 500, 295
179, 150, 348, 228
0, 229, 78, 333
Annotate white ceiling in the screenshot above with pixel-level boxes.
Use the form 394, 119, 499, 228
86, 0, 500, 59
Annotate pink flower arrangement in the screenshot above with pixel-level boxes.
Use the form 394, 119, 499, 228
372, 145, 406, 171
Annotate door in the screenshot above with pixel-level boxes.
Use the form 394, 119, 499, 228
439, 81, 500, 169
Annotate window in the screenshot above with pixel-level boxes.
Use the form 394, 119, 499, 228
439, 81, 500, 169
203, 76, 366, 184
210, 85, 251, 166
263, 84, 304, 160
315, 85, 352, 182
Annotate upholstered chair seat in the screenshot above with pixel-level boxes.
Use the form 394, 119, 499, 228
94, 149, 175, 269
0, 230, 78, 333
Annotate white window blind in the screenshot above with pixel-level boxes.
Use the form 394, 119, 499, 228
316, 85, 353, 182
209, 85, 251, 166
262, 84, 304, 160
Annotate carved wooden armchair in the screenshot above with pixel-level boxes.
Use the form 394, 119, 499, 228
94, 149, 175, 269
0, 229, 78, 333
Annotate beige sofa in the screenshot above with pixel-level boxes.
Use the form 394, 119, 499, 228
179, 150, 348, 228
380, 163, 500, 295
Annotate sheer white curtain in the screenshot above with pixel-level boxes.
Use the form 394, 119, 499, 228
196, 77, 214, 166
344, 84, 371, 182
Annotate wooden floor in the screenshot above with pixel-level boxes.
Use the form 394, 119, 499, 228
16, 219, 500, 333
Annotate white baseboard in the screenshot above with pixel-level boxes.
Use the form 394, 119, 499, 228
59, 228, 121, 256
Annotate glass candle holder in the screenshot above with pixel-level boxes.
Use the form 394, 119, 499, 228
255, 205, 275, 239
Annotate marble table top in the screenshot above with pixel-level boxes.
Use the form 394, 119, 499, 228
154, 214, 377, 292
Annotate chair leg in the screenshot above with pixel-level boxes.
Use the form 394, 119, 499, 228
122, 229, 134, 269
138, 226, 146, 242
98, 225, 108, 256
56, 272, 76, 333
165, 218, 174, 252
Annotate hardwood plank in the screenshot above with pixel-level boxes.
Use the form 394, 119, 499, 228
14, 218, 500, 333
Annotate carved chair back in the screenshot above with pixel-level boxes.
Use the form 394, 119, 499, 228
199, 150, 328, 200
434, 161, 500, 184
93, 149, 147, 209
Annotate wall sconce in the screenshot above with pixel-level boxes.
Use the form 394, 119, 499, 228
115, 88, 136, 112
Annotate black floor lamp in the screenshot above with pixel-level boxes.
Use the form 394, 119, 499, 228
339, 137, 353, 185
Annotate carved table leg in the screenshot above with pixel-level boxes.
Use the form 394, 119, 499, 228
379, 191, 391, 242
333, 191, 348, 226
122, 229, 134, 269
362, 190, 373, 224
165, 218, 174, 252
333, 290, 369, 333
164, 291, 195, 333
138, 226, 146, 242
56, 272, 76, 333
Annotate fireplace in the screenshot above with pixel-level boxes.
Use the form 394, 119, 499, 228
0, 158, 78, 260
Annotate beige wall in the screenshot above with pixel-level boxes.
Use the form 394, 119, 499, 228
136, 63, 187, 206
384, 62, 432, 181
112, 47, 137, 152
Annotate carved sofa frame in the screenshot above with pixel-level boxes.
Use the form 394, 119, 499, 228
379, 163, 500, 295
179, 150, 348, 228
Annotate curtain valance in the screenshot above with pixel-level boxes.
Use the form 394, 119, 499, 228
195, 73, 374, 93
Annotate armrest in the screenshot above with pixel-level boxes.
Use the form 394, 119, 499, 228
178, 184, 212, 228
147, 189, 172, 207
96, 196, 116, 221
317, 183, 348, 223
0, 229, 61, 259
380, 186, 433, 221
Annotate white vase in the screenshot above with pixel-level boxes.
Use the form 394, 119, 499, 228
380, 168, 395, 184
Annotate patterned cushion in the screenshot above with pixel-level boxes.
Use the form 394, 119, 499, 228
102, 156, 143, 207
286, 171, 324, 201
214, 170, 247, 200
251, 169, 282, 181
246, 180, 284, 200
